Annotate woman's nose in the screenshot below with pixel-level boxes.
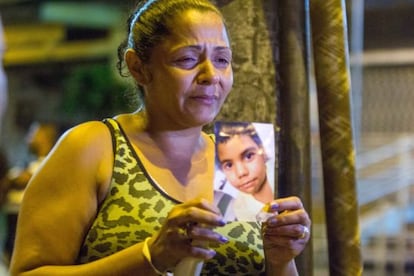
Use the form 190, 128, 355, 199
197, 60, 219, 85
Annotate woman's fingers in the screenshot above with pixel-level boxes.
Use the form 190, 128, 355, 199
265, 209, 310, 228
263, 223, 310, 241
187, 223, 229, 244
168, 198, 226, 228
268, 196, 304, 212
261, 196, 311, 260
150, 198, 229, 268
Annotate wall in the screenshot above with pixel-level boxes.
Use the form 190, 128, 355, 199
217, 0, 277, 125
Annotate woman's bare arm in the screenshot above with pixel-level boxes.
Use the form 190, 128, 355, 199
9, 121, 160, 276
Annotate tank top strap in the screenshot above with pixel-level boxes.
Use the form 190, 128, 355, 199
102, 118, 127, 155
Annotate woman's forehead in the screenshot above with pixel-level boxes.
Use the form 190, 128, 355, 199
165, 9, 230, 46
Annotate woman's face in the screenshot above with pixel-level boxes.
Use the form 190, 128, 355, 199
217, 135, 267, 195
143, 9, 233, 129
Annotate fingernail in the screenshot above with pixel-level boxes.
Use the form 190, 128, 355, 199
219, 236, 229, 243
218, 219, 226, 226
270, 203, 278, 211
268, 218, 277, 226
208, 250, 217, 258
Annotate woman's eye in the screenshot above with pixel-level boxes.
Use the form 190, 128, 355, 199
214, 57, 230, 68
174, 56, 198, 68
179, 57, 196, 62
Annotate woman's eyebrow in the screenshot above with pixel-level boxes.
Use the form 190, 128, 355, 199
178, 45, 231, 52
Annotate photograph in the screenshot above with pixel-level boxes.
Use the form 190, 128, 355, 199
214, 121, 275, 221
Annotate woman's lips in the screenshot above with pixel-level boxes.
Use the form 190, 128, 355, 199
191, 94, 218, 105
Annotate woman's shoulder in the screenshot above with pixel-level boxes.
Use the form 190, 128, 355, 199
45, 120, 113, 170
50, 120, 114, 199
114, 111, 147, 134
59, 120, 111, 149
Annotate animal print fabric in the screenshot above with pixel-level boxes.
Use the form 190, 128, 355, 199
77, 118, 266, 275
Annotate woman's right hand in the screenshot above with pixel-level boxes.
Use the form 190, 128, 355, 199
147, 198, 228, 272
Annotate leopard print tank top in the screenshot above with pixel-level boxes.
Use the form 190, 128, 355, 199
77, 118, 266, 275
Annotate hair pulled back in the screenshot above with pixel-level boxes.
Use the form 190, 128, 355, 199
116, 0, 223, 77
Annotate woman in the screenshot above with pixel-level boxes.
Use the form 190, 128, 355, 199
215, 122, 274, 221
10, 0, 311, 275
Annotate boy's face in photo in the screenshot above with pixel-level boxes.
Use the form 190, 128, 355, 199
217, 134, 267, 195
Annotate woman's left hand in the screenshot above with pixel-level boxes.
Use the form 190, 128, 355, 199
261, 196, 311, 266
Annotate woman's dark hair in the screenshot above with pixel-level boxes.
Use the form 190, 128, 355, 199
117, 0, 224, 76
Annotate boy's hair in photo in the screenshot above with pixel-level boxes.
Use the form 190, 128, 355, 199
214, 121, 269, 168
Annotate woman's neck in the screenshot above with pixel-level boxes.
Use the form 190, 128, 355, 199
143, 110, 206, 161
151, 131, 206, 181
117, 111, 210, 186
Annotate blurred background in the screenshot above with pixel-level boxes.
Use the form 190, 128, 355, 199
1, 0, 414, 275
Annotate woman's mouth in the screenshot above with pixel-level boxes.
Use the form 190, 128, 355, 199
191, 94, 218, 105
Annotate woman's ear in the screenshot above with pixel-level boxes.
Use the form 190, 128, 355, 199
125, 49, 152, 85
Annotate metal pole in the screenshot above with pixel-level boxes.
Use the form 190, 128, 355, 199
275, 0, 313, 274
310, 0, 363, 275
349, 0, 365, 151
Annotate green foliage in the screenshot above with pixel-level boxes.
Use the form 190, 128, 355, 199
62, 63, 135, 121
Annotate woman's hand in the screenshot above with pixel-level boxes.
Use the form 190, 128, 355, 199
147, 198, 228, 272
261, 196, 311, 266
